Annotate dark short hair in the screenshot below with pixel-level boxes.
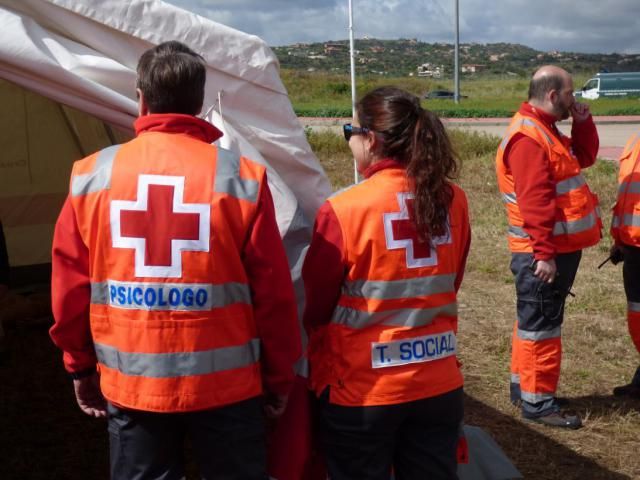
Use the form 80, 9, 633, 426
528, 73, 564, 102
136, 41, 206, 115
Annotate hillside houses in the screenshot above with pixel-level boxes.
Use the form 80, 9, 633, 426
462, 64, 486, 73
417, 63, 442, 78
273, 39, 640, 77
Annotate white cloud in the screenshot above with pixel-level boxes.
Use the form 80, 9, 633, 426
165, 0, 640, 53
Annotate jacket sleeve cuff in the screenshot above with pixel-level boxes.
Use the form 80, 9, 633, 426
68, 366, 97, 380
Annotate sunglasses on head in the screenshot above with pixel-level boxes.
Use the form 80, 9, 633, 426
343, 123, 370, 141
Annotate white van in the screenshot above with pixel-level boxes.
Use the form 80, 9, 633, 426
577, 72, 640, 100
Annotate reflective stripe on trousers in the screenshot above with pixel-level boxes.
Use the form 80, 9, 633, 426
517, 326, 561, 341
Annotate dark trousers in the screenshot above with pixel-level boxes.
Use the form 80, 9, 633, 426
623, 245, 640, 385
108, 396, 267, 480
623, 245, 640, 304
510, 251, 581, 417
319, 387, 463, 480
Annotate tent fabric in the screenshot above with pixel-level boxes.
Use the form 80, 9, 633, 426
0, 79, 130, 267
0, 0, 331, 270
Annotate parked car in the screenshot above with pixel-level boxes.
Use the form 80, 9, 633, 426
424, 90, 468, 99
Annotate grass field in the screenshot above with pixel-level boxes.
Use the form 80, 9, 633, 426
284, 70, 640, 118
308, 128, 640, 479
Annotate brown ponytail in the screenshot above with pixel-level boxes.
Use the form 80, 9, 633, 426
356, 87, 459, 241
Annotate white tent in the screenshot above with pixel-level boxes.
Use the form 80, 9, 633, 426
0, 0, 332, 306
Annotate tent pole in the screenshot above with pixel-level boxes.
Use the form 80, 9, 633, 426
348, 0, 358, 184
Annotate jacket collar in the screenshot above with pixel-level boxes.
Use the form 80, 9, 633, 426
134, 114, 223, 144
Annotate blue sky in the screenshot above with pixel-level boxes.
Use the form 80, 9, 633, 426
165, 0, 640, 54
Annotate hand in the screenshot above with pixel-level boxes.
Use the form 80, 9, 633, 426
534, 258, 557, 283
571, 102, 591, 123
610, 244, 625, 265
73, 372, 107, 418
264, 393, 288, 419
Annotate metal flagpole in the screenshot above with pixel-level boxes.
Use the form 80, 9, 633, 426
348, 0, 358, 183
454, 0, 460, 104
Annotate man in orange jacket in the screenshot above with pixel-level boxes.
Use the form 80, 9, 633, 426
49, 41, 301, 479
496, 65, 601, 429
610, 133, 640, 398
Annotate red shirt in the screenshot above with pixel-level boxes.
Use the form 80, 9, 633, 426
503, 103, 599, 260
50, 114, 300, 396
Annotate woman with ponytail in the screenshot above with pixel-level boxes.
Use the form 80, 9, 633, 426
303, 86, 470, 480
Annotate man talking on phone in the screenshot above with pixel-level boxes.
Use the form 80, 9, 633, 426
495, 65, 601, 429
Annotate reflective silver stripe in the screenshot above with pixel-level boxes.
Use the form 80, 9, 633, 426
332, 302, 457, 329
511, 373, 520, 384
508, 225, 530, 239
621, 213, 640, 227
612, 215, 620, 228
502, 192, 517, 204
517, 326, 561, 341
71, 145, 121, 196
343, 274, 456, 300
521, 391, 554, 403
90, 280, 251, 311
214, 147, 259, 202
629, 302, 640, 313
618, 181, 640, 195
500, 118, 554, 152
625, 136, 640, 156
556, 174, 586, 195
553, 211, 597, 235
295, 356, 309, 378
95, 338, 260, 378
504, 175, 587, 204
521, 118, 554, 145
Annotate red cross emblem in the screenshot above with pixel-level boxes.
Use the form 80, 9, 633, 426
383, 192, 451, 268
111, 175, 210, 278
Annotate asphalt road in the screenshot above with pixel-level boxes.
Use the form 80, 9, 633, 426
446, 120, 639, 160
300, 117, 640, 160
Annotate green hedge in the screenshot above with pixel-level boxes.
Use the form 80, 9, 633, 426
294, 105, 640, 118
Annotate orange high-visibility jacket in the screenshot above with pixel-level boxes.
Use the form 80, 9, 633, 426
496, 112, 601, 253
612, 133, 640, 247
310, 168, 468, 407
68, 132, 266, 412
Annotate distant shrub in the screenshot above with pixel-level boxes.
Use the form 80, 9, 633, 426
427, 108, 516, 118
325, 82, 350, 95
448, 129, 500, 159
294, 106, 353, 117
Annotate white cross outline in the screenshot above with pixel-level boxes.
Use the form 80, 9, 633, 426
110, 175, 210, 278
383, 192, 452, 268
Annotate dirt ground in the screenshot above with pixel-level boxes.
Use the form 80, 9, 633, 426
1, 317, 110, 480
